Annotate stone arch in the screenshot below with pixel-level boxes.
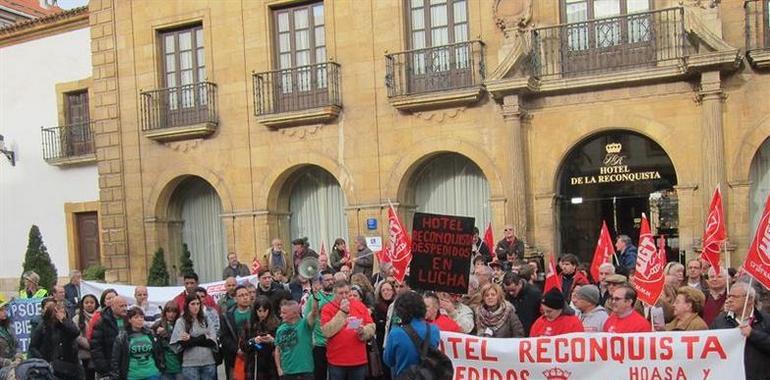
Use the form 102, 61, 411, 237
732, 113, 770, 181
147, 164, 234, 220
386, 139, 505, 203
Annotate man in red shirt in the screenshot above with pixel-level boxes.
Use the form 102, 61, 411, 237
173, 272, 217, 313
703, 266, 727, 326
530, 288, 584, 337
603, 285, 651, 333
423, 292, 460, 333
321, 280, 375, 380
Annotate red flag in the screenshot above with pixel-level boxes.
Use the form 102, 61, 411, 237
319, 241, 327, 257
250, 255, 261, 275
590, 221, 614, 282
743, 194, 770, 290
483, 223, 495, 255
632, 213, 666, 305
381, 205, 412, 283
544, 254, 562, 293
701, 186, 727, 275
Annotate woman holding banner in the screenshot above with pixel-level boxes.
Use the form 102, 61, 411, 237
475, 283, 524, 338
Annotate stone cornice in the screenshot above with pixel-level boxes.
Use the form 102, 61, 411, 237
0, 6, 88, 48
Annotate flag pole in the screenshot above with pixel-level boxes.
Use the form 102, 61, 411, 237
740, 277, 754, 323
723, 240, 730, 296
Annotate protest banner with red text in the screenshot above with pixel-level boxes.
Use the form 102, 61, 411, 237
590, 221, 614, 282
440, 329, 745, 380
701, 186, 726, 275
410, 212, 474, 294
633, 213, 666, 306
744, 193, 770, 290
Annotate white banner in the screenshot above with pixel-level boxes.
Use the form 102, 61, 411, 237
440, 329, 745, 380
81, 275, 258, 311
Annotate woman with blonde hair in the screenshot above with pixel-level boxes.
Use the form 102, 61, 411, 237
666, 286, 709, 331
474, 283, 524, 338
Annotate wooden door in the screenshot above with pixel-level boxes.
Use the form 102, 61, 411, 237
76, 212, 100, 269
65, 91, 91, 156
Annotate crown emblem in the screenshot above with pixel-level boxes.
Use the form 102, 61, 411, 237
543, 368, 572, 380
605, 143, 622, 154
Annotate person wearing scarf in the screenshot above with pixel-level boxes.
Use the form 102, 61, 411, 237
474, 283, 524, 338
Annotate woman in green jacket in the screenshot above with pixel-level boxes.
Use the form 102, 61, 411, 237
152, 301, 183, 380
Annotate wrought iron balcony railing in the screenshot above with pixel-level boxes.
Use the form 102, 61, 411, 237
385, 40, 485, 98
41, 121, 95, 162
253, 62, 341, 116
140, 82, 218, 131
530, 8, 686, 79
746, 0, 770, 51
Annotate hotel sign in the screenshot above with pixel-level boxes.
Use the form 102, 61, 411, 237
569, 142, 662, 186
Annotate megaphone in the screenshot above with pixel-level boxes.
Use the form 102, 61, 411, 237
298, 257, 320, 279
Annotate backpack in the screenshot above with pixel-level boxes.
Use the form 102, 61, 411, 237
397, 322, 454, 380
13, 359, 55, 380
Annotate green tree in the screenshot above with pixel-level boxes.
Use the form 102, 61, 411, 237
19, 225, 58, 293
147, 248, 170, 286
179, 243, 195, 276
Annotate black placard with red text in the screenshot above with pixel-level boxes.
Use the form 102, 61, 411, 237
409, 212, 474, 294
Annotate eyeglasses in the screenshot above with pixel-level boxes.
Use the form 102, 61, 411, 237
727, 294, 746, 299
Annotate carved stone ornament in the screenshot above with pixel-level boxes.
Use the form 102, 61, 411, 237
163, 139, 202, 153
493, 0, 533, 38
679, 0, 721, 9
279, 125, 322, 140
413, 107, 466, 123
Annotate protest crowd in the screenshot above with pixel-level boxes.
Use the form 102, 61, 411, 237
0, 221, 769, 380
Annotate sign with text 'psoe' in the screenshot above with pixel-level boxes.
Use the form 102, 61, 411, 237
7, 298, 42, 353
410, 212, 474, 294
440, 329, 745, 380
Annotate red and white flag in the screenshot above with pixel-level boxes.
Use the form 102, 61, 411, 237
319, 240, 327, 257
375, 205, 412, 282
701, 186, 727, 275
483, 223, 495, 254
250, 255, 261, 275
743, 194, 770, 290
632, 213, 666, 306
590, 221, 614, 283
544, 254, 562, 293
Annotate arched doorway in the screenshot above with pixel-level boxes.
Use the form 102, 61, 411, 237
168, 176, 227, 283
750, 137, 770, 233
407, 153, 491, 229
556, 131, 678, 263
283, 165, 349, 251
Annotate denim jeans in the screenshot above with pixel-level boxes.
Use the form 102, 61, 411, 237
181, 365, 217, 380
161, 373, 184, 380
327, 365, 366, 380
132, 376, 161, 380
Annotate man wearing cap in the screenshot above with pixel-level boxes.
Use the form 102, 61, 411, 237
19, 271, 47, 299
503, 272, 542, 336
573, 285, 609, 332
529, 289, 584, 337
602, 274, 627, 313
603, 285, 651, 333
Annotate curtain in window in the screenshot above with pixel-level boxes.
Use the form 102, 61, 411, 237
289, 167, 349, 252
414, 154, 491, 229
174, 177, 228, 283
750, 139, 770, 234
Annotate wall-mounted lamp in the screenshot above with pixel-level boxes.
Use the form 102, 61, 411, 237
0, 135, 15, 166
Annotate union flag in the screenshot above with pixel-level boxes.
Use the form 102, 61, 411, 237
701, 186, 726, 275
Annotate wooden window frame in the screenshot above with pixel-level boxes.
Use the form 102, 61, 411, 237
405, 0, 469, 49
158, 24, 207, 127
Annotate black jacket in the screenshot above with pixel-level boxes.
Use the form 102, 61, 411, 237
711, 309, 770, 380
255, 282, 291, 314
111, 328, 165, 380
219, 309, 248, 369
495, 238, 524, 262
506, 282, 542, 336
90, 308, 121, 375
63, 283, 80, 317
29, 318, 83, 380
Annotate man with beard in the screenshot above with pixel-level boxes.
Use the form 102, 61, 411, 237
304, 270, 336, 380
503, 272, 542, 336
292, 238, 319, 276
255, 268, 292, 314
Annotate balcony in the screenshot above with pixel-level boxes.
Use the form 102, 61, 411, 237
746, 0, 770, 68
530, 8, 687, 86
253, 62, 341, 128
41, 121, 96, 166
385, 40, 485, 111
140, 82, 218, 142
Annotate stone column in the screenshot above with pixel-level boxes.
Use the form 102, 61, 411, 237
501, 95, 530, 243
697, 71, 727, 217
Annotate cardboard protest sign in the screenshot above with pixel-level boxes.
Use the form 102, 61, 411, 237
7, 298, 43, 353
409, 212, 474, 294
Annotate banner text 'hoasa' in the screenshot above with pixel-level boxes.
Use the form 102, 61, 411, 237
410, 212, 474, 294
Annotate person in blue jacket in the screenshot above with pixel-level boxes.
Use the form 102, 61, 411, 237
383, 290, 440, 377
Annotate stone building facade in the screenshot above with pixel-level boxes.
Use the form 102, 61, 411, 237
87, 0, 770, 284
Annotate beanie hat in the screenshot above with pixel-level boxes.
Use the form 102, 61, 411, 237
542, 288, 565, 310
576, 285, 601, 305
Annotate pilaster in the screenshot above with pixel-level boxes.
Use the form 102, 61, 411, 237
501, 94, 530, 244
696, 71, 727, 227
